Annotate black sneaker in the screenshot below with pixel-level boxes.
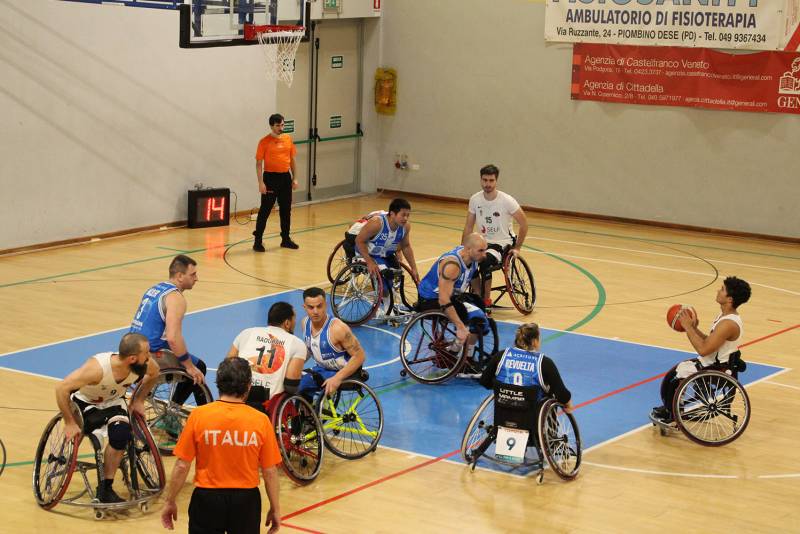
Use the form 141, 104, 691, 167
253, 242, 266, 252
96, 484, 125, 504
280, 239, 299, 249
651, 406, 672, 422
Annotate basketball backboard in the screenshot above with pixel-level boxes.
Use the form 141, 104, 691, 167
179, 0, 308, 48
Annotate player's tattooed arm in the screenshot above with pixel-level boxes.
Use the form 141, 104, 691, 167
440, 259, 461, 281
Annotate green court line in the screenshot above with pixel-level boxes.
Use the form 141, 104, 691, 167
412, 208, 800, 261
0, 221, 351, 289
156, 246, 192, 253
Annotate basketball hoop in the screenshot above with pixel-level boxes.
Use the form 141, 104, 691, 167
244, 24, 305, 87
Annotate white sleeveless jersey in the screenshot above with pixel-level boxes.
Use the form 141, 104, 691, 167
468, 190, 520, 247
73, 353, 140, 407
232, 326, 307, 398
347, 210, 386, 236
700, 313, 743, 366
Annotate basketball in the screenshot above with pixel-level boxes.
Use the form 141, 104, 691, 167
666, 304, 696, 332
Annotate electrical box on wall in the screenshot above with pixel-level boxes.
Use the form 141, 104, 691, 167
311, 0, 381, 20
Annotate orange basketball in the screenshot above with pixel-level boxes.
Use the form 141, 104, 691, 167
666, 304, 696, 332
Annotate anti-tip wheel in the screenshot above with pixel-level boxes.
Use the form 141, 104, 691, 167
94, 509, 105, 520
139, 501, 149, 513
536, 471, 544, 485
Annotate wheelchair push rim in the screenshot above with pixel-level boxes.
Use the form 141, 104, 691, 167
672, 370, 751, 447
274, 395, 324, 484
502, 254, 536, 315
33, 413, 80, 510
537, 399, 581, 480
331, 262, 384, 326
129, 411, 166, 496
326, 239, 349, 284
399, 310, 464, 384
317, 379, 384, 459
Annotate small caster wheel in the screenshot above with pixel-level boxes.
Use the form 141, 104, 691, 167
536, 471, 544, 485
94, 509, 105, 520
659, 427, 667, 436
139, 501, 149, 513
400, 370, 407, 377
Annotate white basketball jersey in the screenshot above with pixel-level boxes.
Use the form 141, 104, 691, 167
73, 353, 140, 407
468, 191, 520, 247
232, 326, 307, 398
699, 313, 743, 366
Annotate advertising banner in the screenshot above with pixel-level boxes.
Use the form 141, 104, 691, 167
571, 43, 800, 114
546, 0, 800, 51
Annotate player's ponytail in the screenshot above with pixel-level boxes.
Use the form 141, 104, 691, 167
514, 323, 540, 351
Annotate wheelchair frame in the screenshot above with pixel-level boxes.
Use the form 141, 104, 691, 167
484, 251, 537, 315
330, 260, 418, 327
398, 309, 498, 384
650, 366, 751, 446
460, 394, 581, 483
133, 362, 214, 456
32, 408, 165, 519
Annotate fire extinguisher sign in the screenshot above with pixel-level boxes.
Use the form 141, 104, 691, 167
374, 0, 380, 11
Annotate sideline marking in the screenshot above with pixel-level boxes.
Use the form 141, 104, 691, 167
763, 380, 800, 392
582, 461, 739, 479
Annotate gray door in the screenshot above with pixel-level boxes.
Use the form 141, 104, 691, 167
312, 20, 361, 200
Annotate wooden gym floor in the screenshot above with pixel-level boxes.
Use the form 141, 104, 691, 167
0, 194, 798, 533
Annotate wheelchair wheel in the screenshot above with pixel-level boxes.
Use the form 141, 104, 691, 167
0, 438, 5, 478
274, 395, 324, 485
398, 262, 419, 310
326, 239, 349, 284
137, 368, 213, 455
33, 413, 80, 510
503, 254, 536, 315
672, 370, 751, 446
462, 317, 498, 375
537, 399, 581, 480
318, 379, 383, 459
460, 394, 495, 464
331, 262, 383, 326
399, 310, 464, 384
129, 412, 166, 495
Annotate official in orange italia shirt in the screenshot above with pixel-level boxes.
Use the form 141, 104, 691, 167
161, 358, 282, 534
253, 112, 299, 252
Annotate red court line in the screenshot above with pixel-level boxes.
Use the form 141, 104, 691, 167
283, 522, 325, 534
282, 323, 796, 523
281, 450, 460, 521
739, 323, 800, 348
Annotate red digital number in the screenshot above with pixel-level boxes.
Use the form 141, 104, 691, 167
205, 196, 226, 221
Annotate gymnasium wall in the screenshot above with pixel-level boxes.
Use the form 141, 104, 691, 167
374, 0, 799, 239
0, 1, 274, 250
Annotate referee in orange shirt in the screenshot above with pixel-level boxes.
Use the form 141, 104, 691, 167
161, 358, 282, 534
253, 113, 299, 252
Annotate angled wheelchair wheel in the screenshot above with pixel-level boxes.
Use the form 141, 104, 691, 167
538, 399, 581, 480
137, 368, 213, 456
0, 438, 5, 478
33, 413, 80, 510
274, 395, 324, 485
460, 394, 495, 464
331, 262, 383, 326
318, 380, 383, 459
129, 411, 166, 495
503, 254, 536, 315
673, 370, 751, 447
399, 310, 464, 384
463, 317, 498, 375
326, 239, 349, 284
398, 262, 419, 310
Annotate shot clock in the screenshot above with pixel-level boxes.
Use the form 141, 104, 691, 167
187, 188, 230, 228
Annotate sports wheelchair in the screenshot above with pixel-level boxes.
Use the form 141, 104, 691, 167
330, 259, 418, 328
301, 369, 384, 460
650, 351, 751, 446
482, 248, 536, 315
33, 406, 165, 519
398, 306, 498, 384
461, 394, 581, 483
133, 350, 214, 455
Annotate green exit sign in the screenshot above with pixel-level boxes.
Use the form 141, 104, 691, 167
331, 55, 343, 69
283, 119, 295, 133
323, 0, 341, 12
330, 115, 342, 128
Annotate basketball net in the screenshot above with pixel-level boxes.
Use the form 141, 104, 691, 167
249, 25, 304, 87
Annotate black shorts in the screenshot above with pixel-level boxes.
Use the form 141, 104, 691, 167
477, 243, 509, 278
189, 487, 261, 534
417, 293, 486, 322
72, 396, 129, 434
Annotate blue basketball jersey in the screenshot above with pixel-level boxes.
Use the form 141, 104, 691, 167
129, 282, 178, 352
302, 316, 350, 371
417, 246, 477, 300
367, 214, 405, 258
495, 347, 544, 390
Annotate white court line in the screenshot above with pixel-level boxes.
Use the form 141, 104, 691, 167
529, 235, 800, 274
763, 380, 800, 391
757, 473, 800, 479
361, 325, 401, 370
582, 461, 740, 479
